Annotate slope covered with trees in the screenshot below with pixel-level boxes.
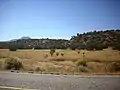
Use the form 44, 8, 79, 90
0, 39, 69, 50
70, 30, 120, 50
0, 29, 120, 51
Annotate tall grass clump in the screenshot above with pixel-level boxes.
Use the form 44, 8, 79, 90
76, 59, 87, 67
76, 66, 88, 72
108, 62, 120, 72
5, 57, 23, 70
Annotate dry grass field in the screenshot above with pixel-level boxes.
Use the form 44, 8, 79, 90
0, 48, 120, 74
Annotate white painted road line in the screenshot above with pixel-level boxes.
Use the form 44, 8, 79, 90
0, 86, 36, 90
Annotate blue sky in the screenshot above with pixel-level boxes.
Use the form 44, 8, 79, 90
0, 0, 120, 41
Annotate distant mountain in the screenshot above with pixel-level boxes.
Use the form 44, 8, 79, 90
20, 37, 31, 40
8, 37, 31, 42
9, 39, 18, 42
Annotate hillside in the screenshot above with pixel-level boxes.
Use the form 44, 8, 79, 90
70, 30, 120, 50
0, 29, 120, 50
0, 38, 69, 49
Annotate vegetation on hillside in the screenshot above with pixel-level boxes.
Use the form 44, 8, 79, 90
70, 29, 120, 50
0, 29, 120, 50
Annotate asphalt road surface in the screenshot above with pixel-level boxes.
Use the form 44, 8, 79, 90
0, 72, 120, 90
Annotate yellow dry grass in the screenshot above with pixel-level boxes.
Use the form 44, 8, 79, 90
0, 48, 120, 74
0, 49, 120, 61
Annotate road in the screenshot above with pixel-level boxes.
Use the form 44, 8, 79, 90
0, 72, 120, 90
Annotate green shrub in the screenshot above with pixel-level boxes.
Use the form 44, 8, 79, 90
9, 47, 17, 51
5, 57, 23, 70
8, 45, 18, 51
77, 51, 80, 54
50, 49, 55, 56
56, 52, 59, 56
61, 53, 64, 56
76, 59, 87, 67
